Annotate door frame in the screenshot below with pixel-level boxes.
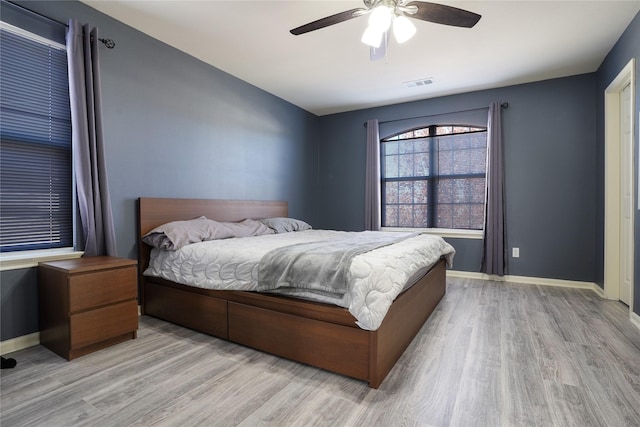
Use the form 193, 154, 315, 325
604, 58, 635, 318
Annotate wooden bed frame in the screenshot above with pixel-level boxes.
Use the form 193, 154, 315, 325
137, 197, 446, 388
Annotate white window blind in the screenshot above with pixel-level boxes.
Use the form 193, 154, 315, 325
0, 23, 73, 252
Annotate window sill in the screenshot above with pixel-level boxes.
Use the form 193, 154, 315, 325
381, 227, 483, 240
0, 249, 84, 271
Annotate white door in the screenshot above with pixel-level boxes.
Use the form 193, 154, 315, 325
619, 82, 633, 306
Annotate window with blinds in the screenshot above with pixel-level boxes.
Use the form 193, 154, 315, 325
0, 22, 73, 253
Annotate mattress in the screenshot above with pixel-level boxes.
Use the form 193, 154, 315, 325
144, 230, 455, 330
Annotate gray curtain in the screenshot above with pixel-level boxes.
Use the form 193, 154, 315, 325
481, 102, 506, 275
67, 20, 116, 257
365, 119, 381, 231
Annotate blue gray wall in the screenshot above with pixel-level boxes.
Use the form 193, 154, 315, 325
0, 0, 320, 341
2, 2, 639, 341
316, 10, 640, 317
317, 74, 598, 283
14, 0, 321, 258
1, 269, 38, 341
596, 11, 640, 315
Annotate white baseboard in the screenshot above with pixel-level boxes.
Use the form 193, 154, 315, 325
447, 270, 602, 295
0, 332, 40, 356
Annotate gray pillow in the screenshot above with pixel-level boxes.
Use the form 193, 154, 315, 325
142, 216, 234, 250
221, 218, 274, 237
258, 217, 312, 233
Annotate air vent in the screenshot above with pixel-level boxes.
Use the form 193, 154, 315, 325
404, 78, 434, 88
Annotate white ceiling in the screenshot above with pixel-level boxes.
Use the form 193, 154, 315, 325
80, 0, 640, 116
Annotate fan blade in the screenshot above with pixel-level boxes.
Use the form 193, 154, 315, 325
290, 8, 366, 35
370, 31, 389, 61
405, 1, 481, 28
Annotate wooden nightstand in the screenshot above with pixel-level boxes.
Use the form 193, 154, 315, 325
38, 256, 138, 360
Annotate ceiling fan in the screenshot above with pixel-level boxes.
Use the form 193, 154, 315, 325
290, 0, 481, 60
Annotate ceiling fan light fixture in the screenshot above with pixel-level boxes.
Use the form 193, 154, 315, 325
368, 5, 393, 32
393, 15, 416, 44
361, 25, 383, 48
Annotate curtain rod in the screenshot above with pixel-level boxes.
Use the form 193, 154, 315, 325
364, 102, 509, 127
4, 0, 116, 49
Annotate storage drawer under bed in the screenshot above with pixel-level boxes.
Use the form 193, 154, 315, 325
227, 301, 370, 381
144, 281, 228, 339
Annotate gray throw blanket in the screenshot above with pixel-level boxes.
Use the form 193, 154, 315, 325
257, 231, 418, 295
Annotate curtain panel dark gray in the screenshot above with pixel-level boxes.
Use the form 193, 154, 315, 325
481, 102, 506, 275
66, 20, 117, 257
365, 119, 381, 231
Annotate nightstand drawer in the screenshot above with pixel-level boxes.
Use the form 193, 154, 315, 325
70, 300, 138, 349
39, 256, 138, 360
69, 267, 137, 312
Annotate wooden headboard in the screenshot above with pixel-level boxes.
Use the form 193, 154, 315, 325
138, 198, 288, 237
136, 197, 288, 300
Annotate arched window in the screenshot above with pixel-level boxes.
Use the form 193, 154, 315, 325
381, 124, 487, 229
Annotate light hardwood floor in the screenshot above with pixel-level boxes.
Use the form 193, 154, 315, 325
2, 277, 640, 426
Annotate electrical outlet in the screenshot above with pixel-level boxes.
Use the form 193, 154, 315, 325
512, 247, 520, 258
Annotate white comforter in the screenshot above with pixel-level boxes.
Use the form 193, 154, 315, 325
144, 230, 455, 330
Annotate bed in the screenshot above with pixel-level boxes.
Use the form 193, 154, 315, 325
137, 197, 453, 388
